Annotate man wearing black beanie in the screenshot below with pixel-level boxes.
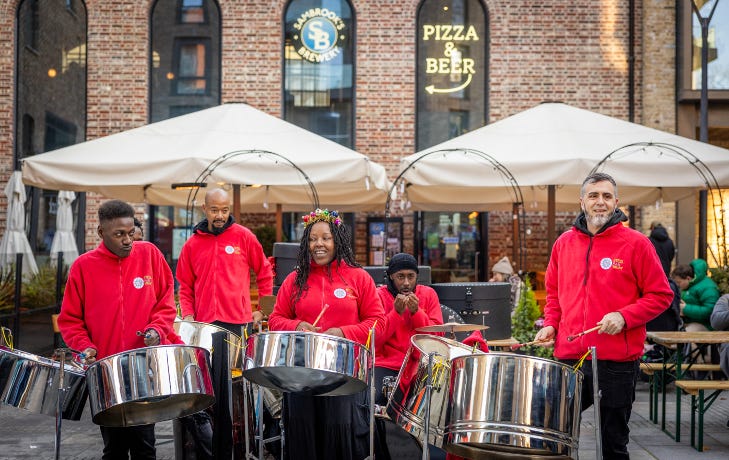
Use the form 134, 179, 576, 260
375, 253, 443, 405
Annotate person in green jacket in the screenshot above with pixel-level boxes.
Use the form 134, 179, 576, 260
671, 259, 721, 366
671, 259, 721, 330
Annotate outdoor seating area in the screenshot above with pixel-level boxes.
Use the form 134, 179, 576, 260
644, 331, 729, 452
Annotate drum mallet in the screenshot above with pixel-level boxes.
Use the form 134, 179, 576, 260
510, 339, 548, 351
312, 304, 329, 328
567, 325, 601, 342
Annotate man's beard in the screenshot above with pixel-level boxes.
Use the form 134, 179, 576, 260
586, 212, 610, 230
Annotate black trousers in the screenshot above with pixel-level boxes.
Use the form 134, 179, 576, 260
373, 366, 399, 406
564, 359, 639, 460
281, 389, 370, 460
100, 424, 156, 460
211, 320, 254, 338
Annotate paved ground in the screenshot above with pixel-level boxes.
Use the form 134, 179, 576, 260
0, 379, 728, 459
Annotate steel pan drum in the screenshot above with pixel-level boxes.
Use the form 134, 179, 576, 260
0, 346, 88, 420
387, 334, 484, 447
174, 319, 244, 372
445, 353, 582, 459
86, 345, 215, 427
243, 331, 370, 396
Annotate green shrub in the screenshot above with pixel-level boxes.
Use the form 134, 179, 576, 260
21, 263, 67, 309
511, 276, 553, 359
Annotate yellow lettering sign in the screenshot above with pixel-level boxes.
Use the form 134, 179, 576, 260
422, 24, 479, 41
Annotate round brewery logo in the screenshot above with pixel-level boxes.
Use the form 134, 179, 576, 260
292, 8, 346, 63
225, 245, 235, 255
600, 258, 613, 270
334, 288, 347, 299
133, 277, 145, 289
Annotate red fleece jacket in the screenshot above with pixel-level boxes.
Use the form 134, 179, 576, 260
544, 221, 673, 361
177, 222, 273, 324
269, 261, 384, 345
58, 241, 178, 359
376, 284, 443, 370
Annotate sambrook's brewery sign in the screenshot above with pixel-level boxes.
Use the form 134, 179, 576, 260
292, 8, 346, 63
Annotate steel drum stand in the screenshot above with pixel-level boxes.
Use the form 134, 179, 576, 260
420, 352, 436, 460
54, 348, 69, 460
367, 326, 376, 460
249, 385, 283, 460
591, 346, 603, 460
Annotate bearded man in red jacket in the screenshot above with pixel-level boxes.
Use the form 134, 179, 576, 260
177, 188, 273, 338
534, 173, 673, 459
58, 199, 178, 459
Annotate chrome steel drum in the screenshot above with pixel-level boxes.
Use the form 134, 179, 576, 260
86, 345, 215, 427
445, 353, 582, 459
243, 331, 370, 396
387, 334, 484, 447
174, 319, 244, 372
0, 346, 88, 420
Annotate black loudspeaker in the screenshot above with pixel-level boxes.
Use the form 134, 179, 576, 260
431, 282, 511, 340
273, 242, 300, 286
363, 266, 432, 286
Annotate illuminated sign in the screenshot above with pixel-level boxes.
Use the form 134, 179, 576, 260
292, 8, 346, 63
421, 24, 479, 94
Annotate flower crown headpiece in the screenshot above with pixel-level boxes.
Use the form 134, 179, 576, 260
302, 208, 342, 228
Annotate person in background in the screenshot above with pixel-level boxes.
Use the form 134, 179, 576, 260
648, 221, 675, 277
133, 217, 144, 241
375, 253, 442, 405
710, 294, 729, 377
489, 256, 523, 309
671, 260, 720, 332
534, 172, 672, 459
671, 260, 720, 368
176, 188, 273, 338
268, 209, 384, 460
58, 200, 179, 460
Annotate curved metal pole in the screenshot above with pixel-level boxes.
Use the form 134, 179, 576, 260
591, 141, 726, 267
183, 150, 320, 235
384, 148, 527, 270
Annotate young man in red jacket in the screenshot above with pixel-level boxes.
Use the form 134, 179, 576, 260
58, 199, 179, 459
535, 173, 673, 459
375, 253, 443, 405
177, 188, 273, 338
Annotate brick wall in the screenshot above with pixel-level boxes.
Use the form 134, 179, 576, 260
0, 0, 680, 270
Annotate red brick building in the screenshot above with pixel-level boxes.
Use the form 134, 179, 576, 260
1, 0, 728, 281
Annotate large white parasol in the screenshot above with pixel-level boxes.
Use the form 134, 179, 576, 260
0, 171, 38, 275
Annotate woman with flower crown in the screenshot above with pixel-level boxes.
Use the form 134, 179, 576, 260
268, 209, 385, 460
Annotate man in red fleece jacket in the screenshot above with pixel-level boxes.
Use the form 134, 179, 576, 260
375, 253, 443, 405
58, 199, 178, 460
534, 173, 673, 459
177, 188, 273, 338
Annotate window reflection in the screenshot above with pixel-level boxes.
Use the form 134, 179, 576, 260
417, 0, 487, 150
283, 0, 354, 147
692, 0, 729, 89
16, 0, 87, 256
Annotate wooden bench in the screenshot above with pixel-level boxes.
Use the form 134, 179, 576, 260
674, 380, 729, 451
640, 362, 722, 424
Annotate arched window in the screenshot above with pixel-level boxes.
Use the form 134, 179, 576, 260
150, 0, 221, 261
283, 0, 355, 148
15, 0, 87, 255
150, 0, 221, 122
416, 0, 487, 149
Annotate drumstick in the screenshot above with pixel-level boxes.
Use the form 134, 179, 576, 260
567, 325, 601, 342
312, 304, 329, 328
509, 339, 548, 351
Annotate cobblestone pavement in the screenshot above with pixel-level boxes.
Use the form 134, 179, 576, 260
0, 381, 728, 459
